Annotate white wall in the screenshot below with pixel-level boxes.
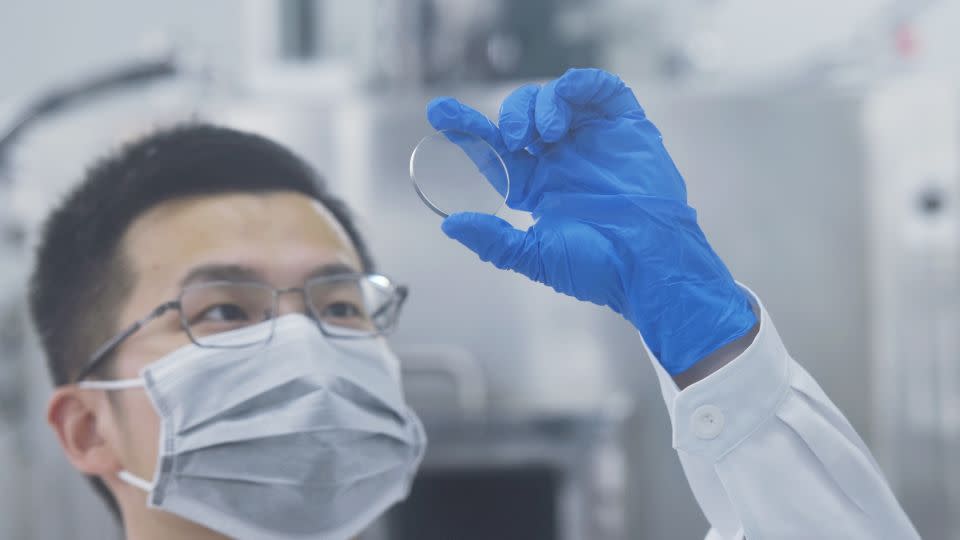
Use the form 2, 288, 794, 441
0, 0, 247, 101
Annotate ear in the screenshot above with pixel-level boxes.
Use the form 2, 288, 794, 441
47, 387, 122, 476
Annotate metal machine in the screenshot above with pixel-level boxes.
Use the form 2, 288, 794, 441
863, 76, 960, 538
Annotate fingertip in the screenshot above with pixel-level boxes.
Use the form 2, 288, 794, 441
440, 211, 479, 238
554, 68, 622, 103
441, 211, 510, 239
534, 80, 572, 143
500, 117, 532, 152
498, 84, 539, 152
426, 96, 456, 111
500, 125, 527, 152
441, 212, 527, 269
426, 96, 461, 130
439, 212, 465, 237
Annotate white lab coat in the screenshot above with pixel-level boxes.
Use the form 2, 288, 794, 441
641, 285, 920, 540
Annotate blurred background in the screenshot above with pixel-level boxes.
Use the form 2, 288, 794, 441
2, 0, 960, 538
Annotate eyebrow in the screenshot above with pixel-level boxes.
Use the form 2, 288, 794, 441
179, 264, 263, 288
305, 262, 362, 280
179, 262, 362, 289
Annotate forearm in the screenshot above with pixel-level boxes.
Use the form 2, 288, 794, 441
643, 285, 918, 539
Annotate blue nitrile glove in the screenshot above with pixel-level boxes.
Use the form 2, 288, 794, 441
426, 68, 757, 376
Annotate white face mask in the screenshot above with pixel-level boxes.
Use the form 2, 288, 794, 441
79, 314, 427, 540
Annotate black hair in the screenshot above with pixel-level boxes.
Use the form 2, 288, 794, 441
27, 123, 374, 521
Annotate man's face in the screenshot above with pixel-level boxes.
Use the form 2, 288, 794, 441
95, 191, 364, 535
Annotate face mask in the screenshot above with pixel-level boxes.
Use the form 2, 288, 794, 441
79, 314, 427, 540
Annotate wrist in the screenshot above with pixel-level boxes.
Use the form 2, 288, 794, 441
672, 319, 760, 389
630, 280, 757, 376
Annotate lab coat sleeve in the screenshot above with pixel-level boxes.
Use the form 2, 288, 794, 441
640, 284, 919, 540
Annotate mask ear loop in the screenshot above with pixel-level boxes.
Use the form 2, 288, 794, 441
75, 378, 158, 495
76, 379, 145, 390
75, 378, 155, 493
118, 470, 156, 493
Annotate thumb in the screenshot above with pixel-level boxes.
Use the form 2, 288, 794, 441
441, 212, 541, 277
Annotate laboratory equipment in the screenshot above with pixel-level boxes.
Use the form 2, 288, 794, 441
864, 75, 960, 539
364, 345, 631, 540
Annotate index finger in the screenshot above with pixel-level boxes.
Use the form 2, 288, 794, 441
426, 97, 505, 153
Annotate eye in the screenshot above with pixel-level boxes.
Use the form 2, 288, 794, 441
320, 301, 364, 319
193, 303, 252, 323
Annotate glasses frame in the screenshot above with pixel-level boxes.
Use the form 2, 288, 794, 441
73, 273, 408, 383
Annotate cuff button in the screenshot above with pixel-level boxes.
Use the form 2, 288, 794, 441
692, 405, 724, 440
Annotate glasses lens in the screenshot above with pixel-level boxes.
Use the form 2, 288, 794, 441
307, 275, 401, 336
180, 282, 275, 346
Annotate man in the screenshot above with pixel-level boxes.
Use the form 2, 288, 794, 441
33, 68, 919, 539
34, 121, 428, 539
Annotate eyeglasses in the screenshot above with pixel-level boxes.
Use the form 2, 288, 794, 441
73, 273, 409, 383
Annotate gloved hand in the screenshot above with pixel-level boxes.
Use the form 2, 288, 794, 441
426, 68, 757, 376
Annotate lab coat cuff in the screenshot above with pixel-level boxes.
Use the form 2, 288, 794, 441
641, 283, 792, 460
